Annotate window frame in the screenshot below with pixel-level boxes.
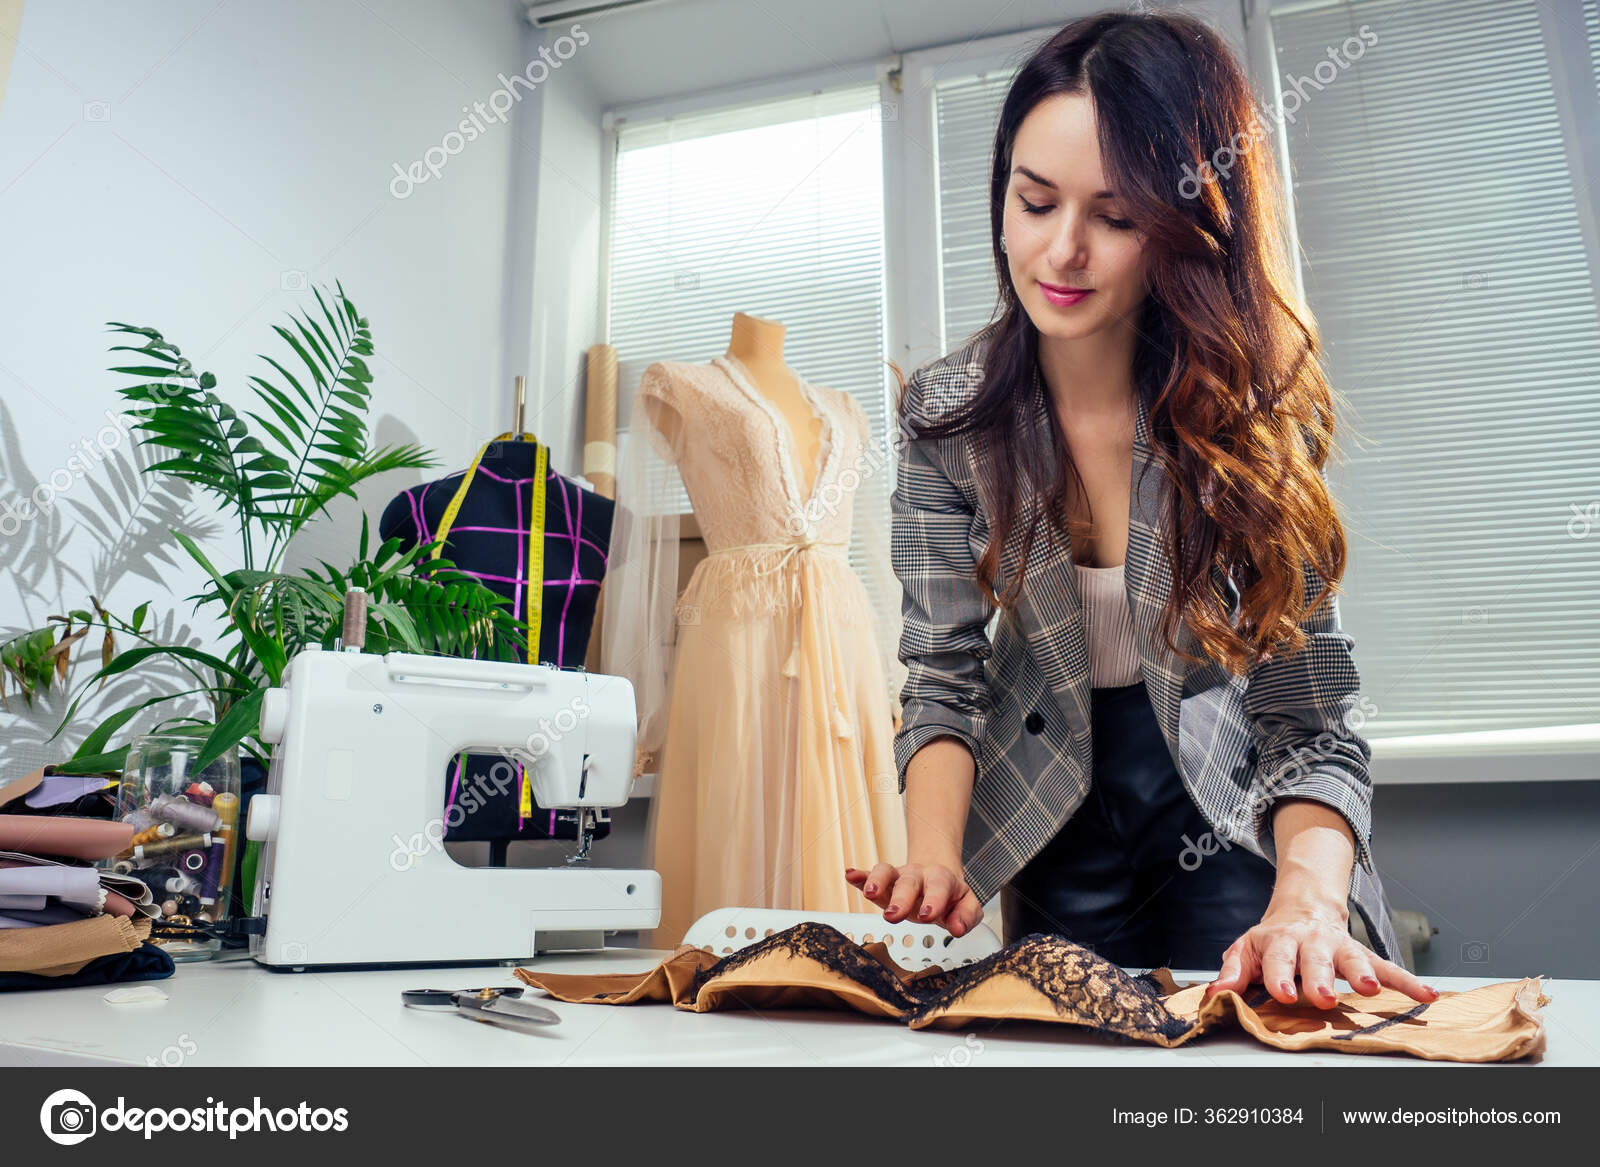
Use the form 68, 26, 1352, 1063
594, 10, 1600, 782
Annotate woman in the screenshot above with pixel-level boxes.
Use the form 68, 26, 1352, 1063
846, 10, 1436, 1011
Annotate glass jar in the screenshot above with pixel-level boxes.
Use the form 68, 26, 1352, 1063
104, 733, 242, 961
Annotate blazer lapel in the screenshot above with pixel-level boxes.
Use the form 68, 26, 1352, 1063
1122, 390, 1185, 763
981, 380, 1185, 762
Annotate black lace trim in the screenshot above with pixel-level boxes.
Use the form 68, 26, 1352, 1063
904, 931, 1196, 1041
687, 921, 925, 1012
687, 922, 1196, 1042
1329, 999, 1432, 1040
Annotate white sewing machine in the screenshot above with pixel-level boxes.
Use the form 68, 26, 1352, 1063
245, 643, 660, 969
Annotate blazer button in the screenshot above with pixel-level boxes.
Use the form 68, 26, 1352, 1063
1024, 710, 1045, 734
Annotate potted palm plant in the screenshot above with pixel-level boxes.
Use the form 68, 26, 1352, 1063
44, 281, 526, 780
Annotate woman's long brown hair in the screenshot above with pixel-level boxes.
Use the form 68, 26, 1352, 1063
903, 8, 1349, 676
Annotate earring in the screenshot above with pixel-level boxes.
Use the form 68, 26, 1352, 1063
999, 233, 1008, 253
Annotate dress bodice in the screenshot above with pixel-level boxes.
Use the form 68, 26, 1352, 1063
637, 355, 877, 552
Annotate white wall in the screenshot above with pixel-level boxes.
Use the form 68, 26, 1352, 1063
0, 0, 536, 773
2, 3, 1244, 779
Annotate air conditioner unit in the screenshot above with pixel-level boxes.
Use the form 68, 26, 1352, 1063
522, 0, 680, 27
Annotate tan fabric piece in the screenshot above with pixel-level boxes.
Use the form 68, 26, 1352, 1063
515, 922, 1549, 1063
0, 767, 47, 810
1154, 971, 1548, 1062
0, 815, 134, 862
0, 914, 153, 976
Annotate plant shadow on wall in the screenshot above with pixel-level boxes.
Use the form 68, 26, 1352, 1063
0, 398, 219, 771
1, 282, 530, 780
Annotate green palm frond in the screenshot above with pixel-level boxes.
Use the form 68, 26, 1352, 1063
300, 516, 527, 661
72, 285, 514, 777
249, 282, 436, 565
108, 326, 289, 566
107, 283, 438, 575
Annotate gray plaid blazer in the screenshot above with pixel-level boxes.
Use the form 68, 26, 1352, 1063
890, 336, 1403, 964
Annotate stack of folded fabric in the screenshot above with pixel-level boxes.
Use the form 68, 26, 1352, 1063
0, 768, 173, 991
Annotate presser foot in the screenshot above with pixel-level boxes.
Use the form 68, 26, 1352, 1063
564, 808, 596, 865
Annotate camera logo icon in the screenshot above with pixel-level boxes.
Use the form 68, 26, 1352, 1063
40, 1088, 97, 1145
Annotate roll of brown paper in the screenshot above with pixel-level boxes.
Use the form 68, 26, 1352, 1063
583, 344, 619, 676
583, 344, 618, 500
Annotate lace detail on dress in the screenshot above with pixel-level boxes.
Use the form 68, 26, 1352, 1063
711, 354, 838, 524
675, 548, 876, 621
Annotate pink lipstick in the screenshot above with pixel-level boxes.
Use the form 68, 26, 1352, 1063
1038, 280, 1093, 307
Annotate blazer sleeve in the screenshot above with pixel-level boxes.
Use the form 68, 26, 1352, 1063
890, 367, 995, 794
1240, 552, 1377, 877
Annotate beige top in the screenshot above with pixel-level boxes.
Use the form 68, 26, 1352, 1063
1075, 561, 1143, 687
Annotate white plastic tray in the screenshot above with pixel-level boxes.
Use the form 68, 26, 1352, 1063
679, 907, 1002, 971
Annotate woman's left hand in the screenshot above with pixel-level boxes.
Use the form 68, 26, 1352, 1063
1204, 895, 1439, 1009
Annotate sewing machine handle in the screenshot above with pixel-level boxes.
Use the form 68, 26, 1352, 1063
382, 652, 552, 690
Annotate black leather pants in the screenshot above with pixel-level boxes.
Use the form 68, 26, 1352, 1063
1000, 680, 1278, 970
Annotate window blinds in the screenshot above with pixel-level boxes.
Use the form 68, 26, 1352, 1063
607, 83, 896, 629
1270, 0, 1600, 738
1587, 0, 1600, 95
933, 71, 1015, 353
926, 5, 1600, 743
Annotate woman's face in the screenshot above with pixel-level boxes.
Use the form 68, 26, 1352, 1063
1003, 92, 1150, 342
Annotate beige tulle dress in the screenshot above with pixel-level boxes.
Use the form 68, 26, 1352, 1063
606, 354, 907, 949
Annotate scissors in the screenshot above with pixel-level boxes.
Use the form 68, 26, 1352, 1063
401, 986, 561, 1033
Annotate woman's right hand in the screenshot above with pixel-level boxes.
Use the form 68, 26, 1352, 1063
844, 861, 985, 938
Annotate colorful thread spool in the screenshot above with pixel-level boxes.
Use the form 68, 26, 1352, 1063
132, 832, 213, 860
150, 793, 222, 834
131, 823, 176, 846
198, 840, 227, 905
139, 868, 197, 896
211, 792, 240, 883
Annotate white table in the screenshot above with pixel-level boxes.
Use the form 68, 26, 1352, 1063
0, 948, 1592, 1067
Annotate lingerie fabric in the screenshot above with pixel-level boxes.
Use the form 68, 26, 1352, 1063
515, 922, 1549, 1063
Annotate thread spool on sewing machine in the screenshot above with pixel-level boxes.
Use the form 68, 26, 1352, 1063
242, 589, 660, 969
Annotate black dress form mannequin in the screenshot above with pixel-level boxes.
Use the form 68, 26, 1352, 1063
379, 437, 615, 859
